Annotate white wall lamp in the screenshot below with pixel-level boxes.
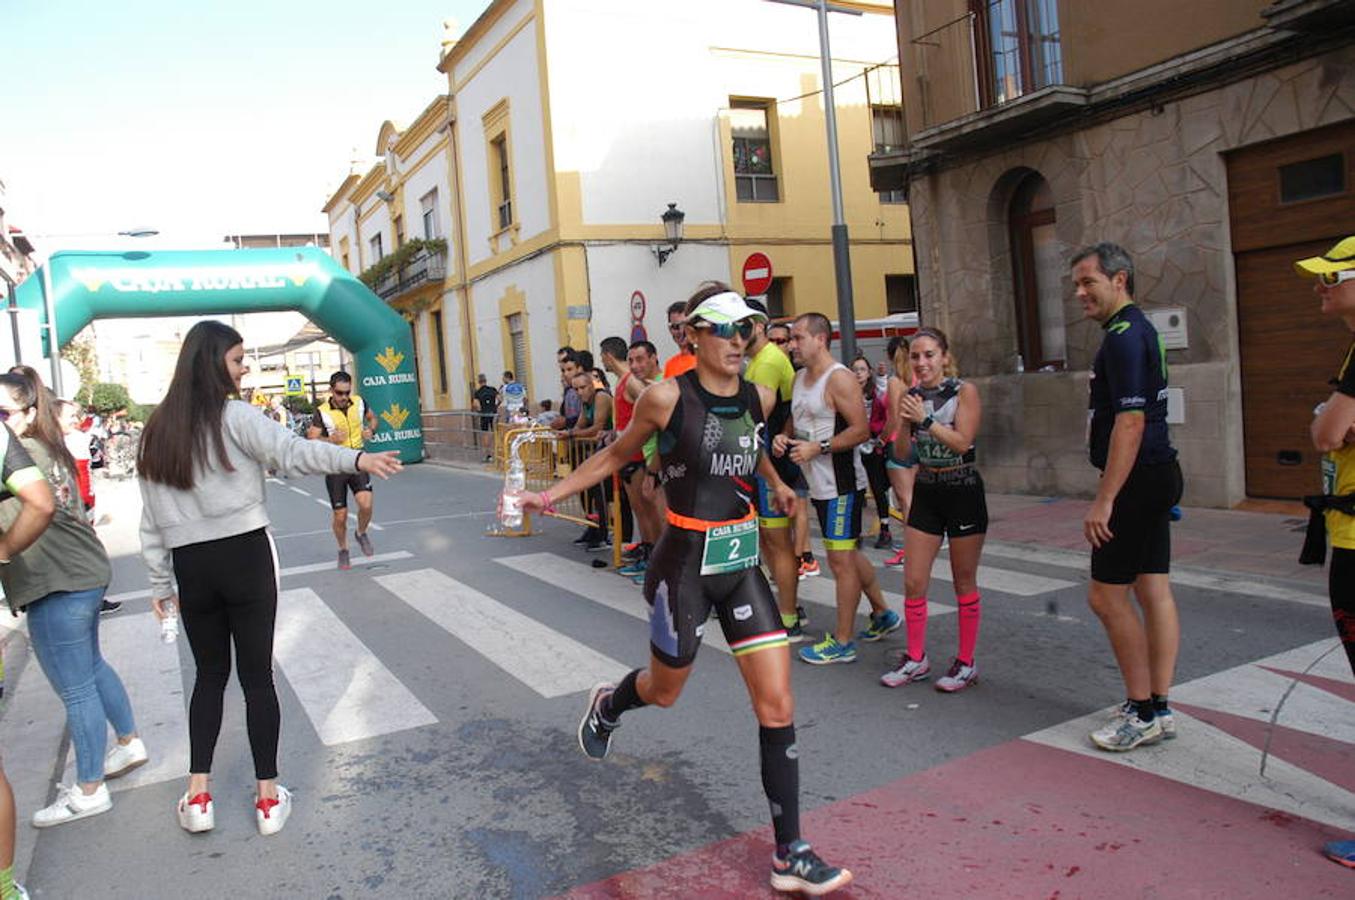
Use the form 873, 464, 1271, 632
652, 203, 685, 267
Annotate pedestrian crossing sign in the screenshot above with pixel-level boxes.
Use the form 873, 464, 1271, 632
285, 373, 305, 396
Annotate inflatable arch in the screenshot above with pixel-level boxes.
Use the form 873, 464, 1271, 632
14, 247, 423, 462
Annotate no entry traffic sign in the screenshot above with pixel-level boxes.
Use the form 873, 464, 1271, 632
742, 252, 772, 296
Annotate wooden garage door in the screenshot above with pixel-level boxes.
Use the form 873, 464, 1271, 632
1227, 120, 1355, 499
1235, 241, 1351, 498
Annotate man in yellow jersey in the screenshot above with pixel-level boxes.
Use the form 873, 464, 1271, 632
308, 371, 380, 570
743, 299, 807, 640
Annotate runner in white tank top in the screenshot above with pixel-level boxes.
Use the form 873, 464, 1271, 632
792, 362, 868, 501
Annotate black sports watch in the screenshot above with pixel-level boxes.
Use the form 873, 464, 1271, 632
818, 438, 832, 456
919, 415, 935, 431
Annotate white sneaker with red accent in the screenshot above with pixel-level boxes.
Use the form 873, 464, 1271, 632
177, 791, 214, 833
256, 785, 292, 836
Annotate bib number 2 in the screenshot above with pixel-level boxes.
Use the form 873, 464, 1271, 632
700, 519, 759, 575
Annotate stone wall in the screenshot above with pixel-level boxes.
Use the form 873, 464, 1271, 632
911, 45, 1355, 507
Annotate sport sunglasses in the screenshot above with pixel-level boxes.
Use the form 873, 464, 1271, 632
1318, 269, 1355, 287
694, 320, 755, 341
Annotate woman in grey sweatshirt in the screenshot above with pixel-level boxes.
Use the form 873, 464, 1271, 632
137, 321, 401, 837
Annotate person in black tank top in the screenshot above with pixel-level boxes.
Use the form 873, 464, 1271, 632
513, 284, 852, 895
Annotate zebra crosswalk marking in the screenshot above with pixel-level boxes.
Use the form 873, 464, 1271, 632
376, 568, 630, 697
274, 587, 437, 745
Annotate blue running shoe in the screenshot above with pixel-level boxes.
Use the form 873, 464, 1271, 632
1325, 839, 1355, 868
857, 609, 901, 643
631, 573, 646, 586
798, 635, 857, 665
617, 559, 647, 577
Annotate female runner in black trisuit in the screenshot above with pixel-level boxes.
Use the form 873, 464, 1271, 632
513, 283, 851, 896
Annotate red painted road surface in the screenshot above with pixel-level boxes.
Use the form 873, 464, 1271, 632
562, 738, 1352, 898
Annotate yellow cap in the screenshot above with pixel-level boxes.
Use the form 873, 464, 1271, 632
1294, 236, 1355, 277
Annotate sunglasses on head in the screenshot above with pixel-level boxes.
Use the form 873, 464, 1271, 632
1318, 269, 1355, 287
694, 319, 755, 341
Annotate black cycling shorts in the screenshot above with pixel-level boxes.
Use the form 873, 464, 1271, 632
642, 526, 787, 668
1091, 459, 1184, 585
908, 471, 988, 538
325, 472, 372, 510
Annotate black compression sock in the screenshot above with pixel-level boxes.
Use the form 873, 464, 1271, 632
601, 669, 647, 723
1132, 698, 1156, 722
759, 724, 801, 851
1152, 693, 1170, 712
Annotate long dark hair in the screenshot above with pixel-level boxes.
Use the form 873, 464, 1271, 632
137, 321, 242, 489
0, 371, 77, 481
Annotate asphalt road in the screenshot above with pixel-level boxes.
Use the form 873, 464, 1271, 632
1, 463, 1349, 898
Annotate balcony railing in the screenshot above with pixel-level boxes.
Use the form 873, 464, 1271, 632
374, 248, 447, 301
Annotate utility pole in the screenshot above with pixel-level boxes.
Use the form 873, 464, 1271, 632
767, 0, 860, 361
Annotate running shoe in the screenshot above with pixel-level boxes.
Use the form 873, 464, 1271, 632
573, 527, 597, 545
355, 531, 375, 557
785, 620, 807, 643
578, 682, 617, 760
798, 635, 857, 665
631, 573, 646, 586
617, 559, 647, 577
177, 791, 214, 833
104, 737, 149, 779
935, 658, 979, 693
621, 541, 643, 559
1095, 700, 1168, 742
1323, 839, 1355, 869
873, 528, 893, 550
1158, 707, 1177, 740
856, 609, 901, 643
883, 547, 906, 568
337, 549, 351, 570
770, 840, 853, 895
796, 605, 809, 629
256, 785, 292, 836
99, 599, 122, 615
585, 536, 612, 553
880, 653, 930, 687
32, 783, 112, 828
1091, 714, 1163, 751
798, 558, 821, 580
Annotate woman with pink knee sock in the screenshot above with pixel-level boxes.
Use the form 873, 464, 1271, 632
879, 328, 986, 692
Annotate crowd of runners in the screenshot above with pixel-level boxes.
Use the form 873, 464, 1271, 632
0, 237, 1351, 897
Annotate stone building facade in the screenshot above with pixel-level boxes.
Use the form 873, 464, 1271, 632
874, 1, 1355, 507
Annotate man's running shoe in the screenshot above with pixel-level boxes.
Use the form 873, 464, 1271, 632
796, 605, 809, 629
856, 609, 901, 643
585, 535, 612, 553
578, 683, 617, 760
1090, 713, 1163, 751
873, 529, 893, 549
785, 620, 807, 643
355, 531, 374, 557
880, 653, 930, 687
935, 658, 978, 693
798, 635, 856, 665
337, 549, 351, 571
1323, 839, 1355, 868
621, 541, 643, 560
797, 558, 821, 580
883, 547, 906, 568
631, 573, 646, 586
99, 599, 123, 615
617, 559, 647, 577
770, 840, 853, 895
573, 527, 597, 545
1158, 707, 1177, 740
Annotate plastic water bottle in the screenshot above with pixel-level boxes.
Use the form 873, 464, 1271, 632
501, 457, 526, 528
1015, 353, 1025, 374
160, 600, 179, 644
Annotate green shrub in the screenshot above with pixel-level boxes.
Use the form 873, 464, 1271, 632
85, 383, 132, 416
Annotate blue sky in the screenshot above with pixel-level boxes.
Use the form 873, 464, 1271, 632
1, 0, 492, 249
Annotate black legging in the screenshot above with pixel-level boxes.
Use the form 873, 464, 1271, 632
173, 528, 280, 780
861, 448, 891, 526
1333, 547, 1355, 677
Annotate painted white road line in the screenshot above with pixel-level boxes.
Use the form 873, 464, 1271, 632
499, 553, 733, 655
980, 540, 1327, 607
266, 477, 286, 485
273, 587, 436, 745
315, 498, 330, 507
288, 486, 310, 497
61, 612, 189, 793
376, 568, 630, 696
1023, 637, 1355, 833
106, 550, 417, 601
795, 576, 954, 619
